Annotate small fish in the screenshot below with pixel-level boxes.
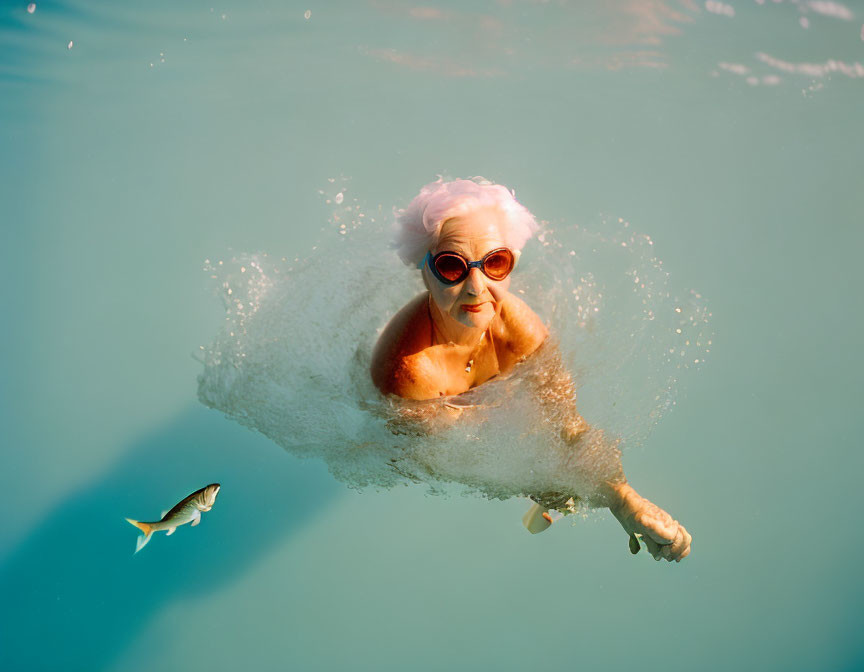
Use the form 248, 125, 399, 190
125, 483, 220, 554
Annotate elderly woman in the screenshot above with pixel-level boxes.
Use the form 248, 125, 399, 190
371, 178, 691, 562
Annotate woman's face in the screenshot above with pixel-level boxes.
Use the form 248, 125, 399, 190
424, 205, 512, 331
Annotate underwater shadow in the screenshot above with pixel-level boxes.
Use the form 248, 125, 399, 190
0, 404, 343, 672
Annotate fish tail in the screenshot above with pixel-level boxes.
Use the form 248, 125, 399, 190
126, 518, 153, 554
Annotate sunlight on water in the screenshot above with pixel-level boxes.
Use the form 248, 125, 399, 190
197, 179, 712, 507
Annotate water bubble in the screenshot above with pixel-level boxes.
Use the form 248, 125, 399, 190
304, 9, 311, 19
27, 3, 35, 13
335, 192, 344, 205
67, 40, 74, 49
198, 192, 712, 505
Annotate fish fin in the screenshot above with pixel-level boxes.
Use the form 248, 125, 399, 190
161, 510, 169, 519
135, 533, 153, 554
165, 527, 176, 536
126, 518, 154, 554
191, 516, 201, 527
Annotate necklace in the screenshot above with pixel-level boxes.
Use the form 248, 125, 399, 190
428, 295, 489, 375
465, 332, 487, 373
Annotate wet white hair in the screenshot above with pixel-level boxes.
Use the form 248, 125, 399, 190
394, 177, 539, 267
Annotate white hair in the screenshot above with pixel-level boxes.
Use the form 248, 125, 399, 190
394, 177, 539, 267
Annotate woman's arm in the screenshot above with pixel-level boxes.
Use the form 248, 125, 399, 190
520, 340, 692, 562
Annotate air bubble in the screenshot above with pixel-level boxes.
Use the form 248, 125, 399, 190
198, 188, 712, 504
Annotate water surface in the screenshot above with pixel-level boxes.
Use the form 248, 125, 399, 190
2, 1, 863, 670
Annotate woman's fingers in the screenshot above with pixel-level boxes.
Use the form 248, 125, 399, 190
671, 526, 692, 562
657, 525, 692, 562
631, 515, 691, 562
633, 508, 678, 545
613, 485, 692, 562
643, 536, 664, 561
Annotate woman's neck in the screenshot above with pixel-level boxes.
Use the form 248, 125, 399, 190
428, 293, 489, 349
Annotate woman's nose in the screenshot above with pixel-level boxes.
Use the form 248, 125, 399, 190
465, 267, 486, 297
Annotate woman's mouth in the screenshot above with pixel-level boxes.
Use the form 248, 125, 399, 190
460, 303, 485, 313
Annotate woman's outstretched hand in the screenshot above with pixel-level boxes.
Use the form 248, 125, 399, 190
607, 482, 692, 562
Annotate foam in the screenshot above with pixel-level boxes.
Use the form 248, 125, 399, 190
197, 182, 711, 508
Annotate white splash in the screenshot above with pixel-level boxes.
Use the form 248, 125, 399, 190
198, 184, 712, 505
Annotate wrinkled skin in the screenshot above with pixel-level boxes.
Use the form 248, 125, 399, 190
371, 206, 691, 562
610, 483, 692, 562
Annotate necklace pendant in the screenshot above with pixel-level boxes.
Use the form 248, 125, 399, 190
465, 359, 473, 373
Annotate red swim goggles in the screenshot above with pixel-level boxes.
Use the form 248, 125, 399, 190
424, 247, 516, 285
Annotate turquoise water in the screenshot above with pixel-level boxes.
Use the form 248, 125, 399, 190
2, 1, 863, 670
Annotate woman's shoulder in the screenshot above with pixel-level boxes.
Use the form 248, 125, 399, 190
493, 291, 549, 366
370, 293, 441, 398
